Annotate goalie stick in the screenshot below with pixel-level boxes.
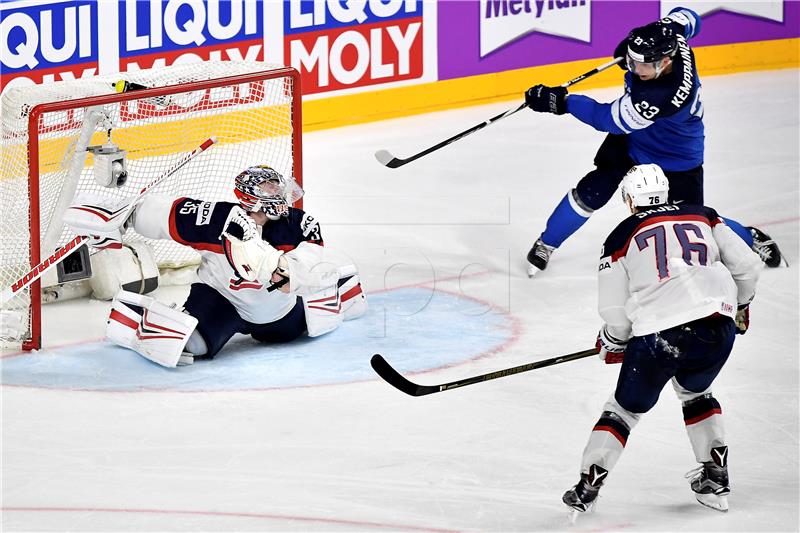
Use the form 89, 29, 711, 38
371, 347, 597, 396
374, 57, 623, 169
1, 137, 217, 304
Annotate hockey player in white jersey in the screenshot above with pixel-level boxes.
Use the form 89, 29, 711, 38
65, 165, 366, 367
562, 164, 762, 514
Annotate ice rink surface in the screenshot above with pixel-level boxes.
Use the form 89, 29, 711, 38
2, 69, 798, 531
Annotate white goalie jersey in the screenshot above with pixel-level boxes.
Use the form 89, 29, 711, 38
132, 194, 331, 324
598, 204, 763, 340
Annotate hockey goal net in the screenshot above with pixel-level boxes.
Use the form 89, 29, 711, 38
0, 61, 301, 351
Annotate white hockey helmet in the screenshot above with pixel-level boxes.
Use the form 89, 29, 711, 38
620, 164, 670, 208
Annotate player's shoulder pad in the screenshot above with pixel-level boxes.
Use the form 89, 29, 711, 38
629, 35, 697, 119
174, 198, 239, 228
280, 207, 323, 242
602, 215, 639, 259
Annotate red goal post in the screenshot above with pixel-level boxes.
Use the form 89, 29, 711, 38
0, 62, 302, 351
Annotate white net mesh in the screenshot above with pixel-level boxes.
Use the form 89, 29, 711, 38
0, 61, 299, 349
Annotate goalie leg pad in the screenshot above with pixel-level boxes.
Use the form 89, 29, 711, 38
302, 284, 344, 337
107, 290, 197, 368
338, 273, 367, 321
90, 241, 159, 300
300, 267, 367, 336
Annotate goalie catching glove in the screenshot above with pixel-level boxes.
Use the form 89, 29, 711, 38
62, 192, 134, 249
221, 205, 286, 283
596, 325, 627, 364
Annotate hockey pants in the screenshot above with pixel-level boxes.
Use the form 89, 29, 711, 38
540, 134, 704, 248
183, 282, 307, 358
579, 315, 735, 475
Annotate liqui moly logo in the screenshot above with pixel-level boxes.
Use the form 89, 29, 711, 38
120, 0, 264, 71
480, 0, 590, 57
0, 0, 99, 92
660, 1, 784, 22
0, 0, 267, 94
284, 0, 425, 94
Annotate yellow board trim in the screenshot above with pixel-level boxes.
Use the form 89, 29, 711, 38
15, 104, 293, 176
303, 37, 800, 132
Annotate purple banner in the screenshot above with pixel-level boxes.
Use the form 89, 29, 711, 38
438, 1, 800, 81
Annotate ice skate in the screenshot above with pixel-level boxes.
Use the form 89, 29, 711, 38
748, 227, 783, 268
526, 238, 556, 277
687, 445, 730, 512
562, 464, 607, 514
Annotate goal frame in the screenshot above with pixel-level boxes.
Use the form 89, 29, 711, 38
22, 66, 302, 350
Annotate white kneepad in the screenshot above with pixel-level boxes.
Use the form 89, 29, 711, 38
90, 242, 159, 300
106, 290, 198, 368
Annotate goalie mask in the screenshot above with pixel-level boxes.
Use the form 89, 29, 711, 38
234, 165, 304, 220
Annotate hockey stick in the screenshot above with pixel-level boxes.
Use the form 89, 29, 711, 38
1, 137, 217, 303
374, 57, 623, 169
370, 347, 597, 396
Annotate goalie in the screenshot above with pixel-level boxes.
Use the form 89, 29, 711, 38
65, 165, 367, 368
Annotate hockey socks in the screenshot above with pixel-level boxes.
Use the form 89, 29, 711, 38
539, 190, 593, 248
579, 397, 641, 475
721, 217, 754, 247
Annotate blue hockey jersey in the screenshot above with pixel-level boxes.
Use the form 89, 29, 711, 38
567, 8, 704, 171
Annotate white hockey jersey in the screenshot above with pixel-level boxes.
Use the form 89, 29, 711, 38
132, 194, 325, 325
598, 204, 763, 340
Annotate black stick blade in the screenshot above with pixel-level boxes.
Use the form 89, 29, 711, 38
374, 149, 405, 169
370, 354, 436, 396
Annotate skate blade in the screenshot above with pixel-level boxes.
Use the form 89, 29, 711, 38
526, 264, 542, 278
695, 493, 729, 512
568, 508, 580, 525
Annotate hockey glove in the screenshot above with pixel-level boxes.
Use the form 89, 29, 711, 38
735, 304, 750, 335
63, 192, 134, 250
222, 234, 284, 283
221, 206, 259, 241
525, 85, 568, 115
221, 206, 283, 283
596, 325, 627, 364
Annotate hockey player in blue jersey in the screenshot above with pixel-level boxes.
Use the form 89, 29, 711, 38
523, 6, 782, 276
65, 165, 367, 367
561, 164, 762, 515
